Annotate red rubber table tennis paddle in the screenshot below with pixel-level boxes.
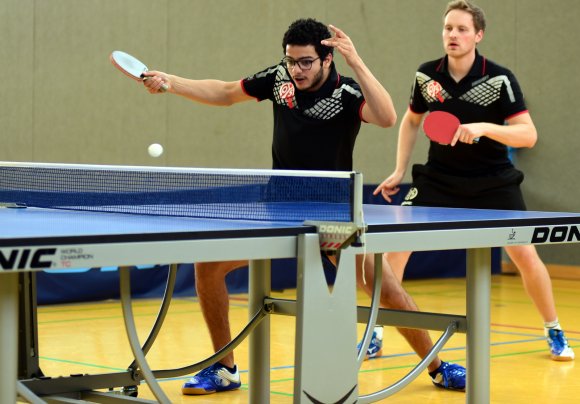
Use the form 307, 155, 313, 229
423, 111, 460, 145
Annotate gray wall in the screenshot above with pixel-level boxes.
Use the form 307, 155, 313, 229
1, 0, 579, 264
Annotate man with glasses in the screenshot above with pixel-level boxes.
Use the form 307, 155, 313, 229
144, 18, 465, 396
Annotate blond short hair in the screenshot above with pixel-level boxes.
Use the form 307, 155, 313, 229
445, 0, 486, 32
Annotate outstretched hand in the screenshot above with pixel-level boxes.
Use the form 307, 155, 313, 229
373, 172, 404, 203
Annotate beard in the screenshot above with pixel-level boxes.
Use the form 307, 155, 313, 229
294, 62, 325, 92
304, 66, 325, 91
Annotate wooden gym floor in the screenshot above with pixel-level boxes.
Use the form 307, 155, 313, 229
34, 274, 580, 403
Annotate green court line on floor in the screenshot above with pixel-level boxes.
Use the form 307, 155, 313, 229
354, 344, 576, 377
41, 343, 568, 400
39, 356, 127, 372
271, 377, 295, 384
270, 389, 293, 397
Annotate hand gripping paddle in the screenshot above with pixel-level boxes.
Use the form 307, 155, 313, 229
109, 51, 168, 92
423, 111, 480, 145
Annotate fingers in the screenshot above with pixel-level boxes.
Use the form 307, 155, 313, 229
381, 187, 399, 204
328, 24, 345, 38
320, 37, 339, 48
451, 124, 481, 146
383, 192, 393, 204
321, 24, 351, 50
373, 178, 391, 195
450, 125, 463, 146
373, 179, 400, 204
142, 71, 168, 94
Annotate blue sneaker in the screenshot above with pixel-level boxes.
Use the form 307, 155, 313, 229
357, 330, 383, 360
430, 361, 466, 391
182, 362, 241, 395
547, 329, 575, 361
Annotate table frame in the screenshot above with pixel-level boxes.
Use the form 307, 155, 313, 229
3, 208, 580, 403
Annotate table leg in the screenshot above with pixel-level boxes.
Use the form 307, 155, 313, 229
466, 248, 491, 404
0, 272, 18, 403
294, 234, 358, 403
249, 259, 271, 404
119, 266, 170, 403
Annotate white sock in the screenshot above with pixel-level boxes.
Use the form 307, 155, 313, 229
544, 319, 561, 337
374, 326, 383, 339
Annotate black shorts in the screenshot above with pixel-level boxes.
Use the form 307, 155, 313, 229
401, 164, 527, 210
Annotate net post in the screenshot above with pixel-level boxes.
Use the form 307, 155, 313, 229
351, 172, 365, 247
351, 172, 364, 229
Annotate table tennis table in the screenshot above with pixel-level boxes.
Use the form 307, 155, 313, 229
2, 165, 580, 404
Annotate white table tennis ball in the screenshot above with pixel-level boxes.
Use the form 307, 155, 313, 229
148, 143, 163, 157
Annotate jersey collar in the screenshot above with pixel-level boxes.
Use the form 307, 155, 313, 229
436, 49, 487, 78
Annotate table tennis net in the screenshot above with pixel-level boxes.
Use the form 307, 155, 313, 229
0, 163, 356, 222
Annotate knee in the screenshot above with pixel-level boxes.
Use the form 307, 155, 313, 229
195, 261, 241, 282
506, 246, 543, 270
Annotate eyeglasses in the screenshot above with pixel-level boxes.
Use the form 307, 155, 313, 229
282, 56, 321, 71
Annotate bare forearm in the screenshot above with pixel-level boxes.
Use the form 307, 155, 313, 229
458, 112, 537, 148
350, 58, 397, 128
476, 122, 537, 148
168, 77, 247, 106
394, 113, 421, 175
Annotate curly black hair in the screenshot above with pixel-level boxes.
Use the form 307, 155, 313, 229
282, 18, 333, 59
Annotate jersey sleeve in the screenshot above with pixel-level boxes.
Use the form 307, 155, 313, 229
408, 68, 429, 114
241, 64, 280, 102
500, 70, 528, 119
339, 77, 366, 120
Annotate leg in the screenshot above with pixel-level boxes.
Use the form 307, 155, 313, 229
504, 245, 556, 321
356, 253, 441, 372
194, 260, 247, 368
182, 260, 246, 395
504, 245, 574, 361
356, 253, 466, 391
386, 251, 412, 283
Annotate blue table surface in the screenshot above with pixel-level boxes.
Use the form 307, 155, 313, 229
364, 205, 580, 233
2, 204, 580, 240
0, 207, 307, 240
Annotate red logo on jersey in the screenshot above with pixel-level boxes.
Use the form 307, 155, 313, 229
279, 82, 295, 109
427, 81, 444, 103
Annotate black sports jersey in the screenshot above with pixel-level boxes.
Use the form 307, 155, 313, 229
241, 62, 365, 171
410, 50, 527, 176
